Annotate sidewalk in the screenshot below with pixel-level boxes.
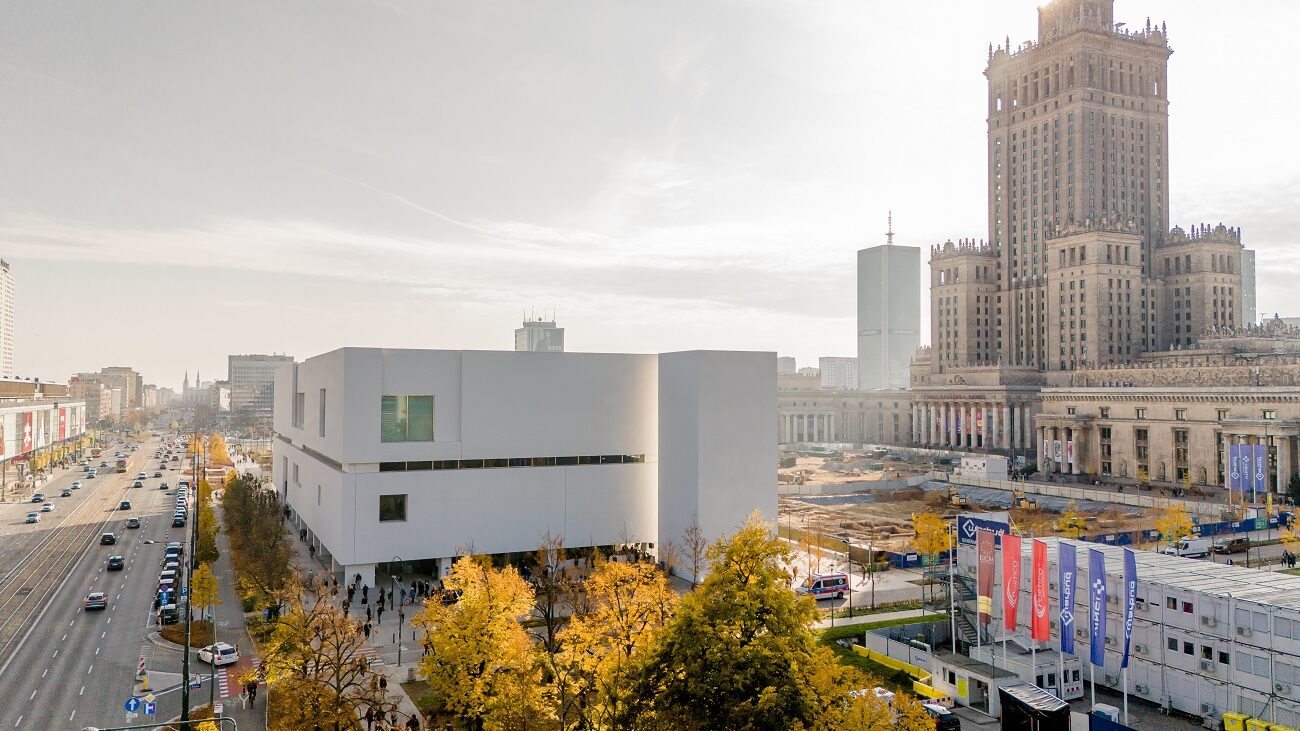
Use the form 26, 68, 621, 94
812, 607, 928, 630
285, 520, 427, 728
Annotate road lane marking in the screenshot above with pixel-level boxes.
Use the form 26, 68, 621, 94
79, 685, 84, 696
94, 647, 100, 655
40, 669, 47, 678
27, 690, 35, 700
60, 634, 66, 642
101, 631, 105, 639
86, 664, 92, 673
15, 714, 22, 726
68, 711, 74, 722
51, 650, 57, 658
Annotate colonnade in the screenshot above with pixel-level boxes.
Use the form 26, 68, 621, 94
1037, 423, 1085, 475
912, 401, 1032, 452
1220, 431, 1294, 496
780, 412, 837, 444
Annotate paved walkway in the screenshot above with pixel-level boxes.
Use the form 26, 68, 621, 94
812, 607, 928, 630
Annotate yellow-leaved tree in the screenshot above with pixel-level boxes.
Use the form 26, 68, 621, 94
1154, 504, 1193, 549
912, 512, 951, 566
191, 562, 222, 620
552, 559, 678, 729
413, 556, 548, 730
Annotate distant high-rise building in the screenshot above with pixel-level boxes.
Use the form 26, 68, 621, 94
858, 219, 921, 390
229, 354, 294, 426
515, 316, 565, 352
77, 367, 143, 410
776, 356, 797, 375
797, 366, 821, 377
0, 261, 12, 377
818, 357, 859, 390
1242, 249, 1257, 325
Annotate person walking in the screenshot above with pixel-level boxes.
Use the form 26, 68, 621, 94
379, 675, 389, 695
377, 603, 384, 625
309, 544, 316, 559
363, 621, 372, 639
406, 714, 421, 730
362, 584, 369, 604
364, 707, 375, 731
366, 605, 372, 622
378, 592, 385, 611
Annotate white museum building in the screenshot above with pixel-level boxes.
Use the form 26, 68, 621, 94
271, 347, 776, 587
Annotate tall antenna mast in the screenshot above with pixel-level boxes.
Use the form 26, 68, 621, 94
886, 210, 895, 245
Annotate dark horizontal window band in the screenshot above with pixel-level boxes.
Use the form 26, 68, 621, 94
378, 455, 646, 472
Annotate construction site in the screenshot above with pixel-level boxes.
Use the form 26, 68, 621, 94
778, 448, 1185, 556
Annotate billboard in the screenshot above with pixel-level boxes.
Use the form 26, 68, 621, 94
977, 529, 995, 625
59, 408, 66, 441
21, 412, 32, 454
957, 514, 1010, 546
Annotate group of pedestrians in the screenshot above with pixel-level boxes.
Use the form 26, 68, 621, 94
1284, 550, 1298, 568
362, 706, 422, 730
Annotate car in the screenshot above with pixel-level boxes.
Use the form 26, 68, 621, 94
30, 493, 45, 503
157, 578, 176, 596
84, 592, 108, 611
923, 704, 961, 731
162, 561, 180, 575
153, 471, 163, 478
197, 642, 240, 666
99, 461, 108, 468
171, 456, 179, 462
86, 471, 96, 479
126, 517, 141, 529
25, 512, 39, 524
119, 500, 132, 510
159, 603, 179, 624
159, 482, 170, 491
71, 481, 82, 489
1212, 537, 1250, 554
172, 515, 186, 527
137, 473, 147, 480
41, 502, 54, 512
60, 489, 72, 497
100, 532, 117, 545
107, 555, 125, 571
159, 569, 178, 585
132, 480, 144, 488
167, 541, 184, 554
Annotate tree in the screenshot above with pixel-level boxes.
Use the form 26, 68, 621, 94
622, 514, 871, 730
221, 474, 293, 608
262, 580, 393, 731
912, 512, 950, 565
553, 559, 679, 730
682, 519, 709, 588
195, 480, 220, 563
1154, 504, 1193, 548
530, 531, 571, 660
191, 562, 222, 619
413, 556, 548, 730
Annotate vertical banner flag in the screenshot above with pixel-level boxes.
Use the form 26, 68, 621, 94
1059, 542, 1077, 655
1228, 444, 1240, 494
1031, 539, 1050, 641
1003, 533, 1022, 631
21, 412, 32, 454
1054, 440, 1063, 463
977, 408, 984, 436
59, 408, 66, 441
1067, 441, 1075, 466
977, 529, 995, 625
1088, 548, 1107, 668
1254, 443, 1268, 500
1122, 548, 1137, 669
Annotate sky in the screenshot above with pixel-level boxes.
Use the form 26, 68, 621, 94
2, 0, 1297, 390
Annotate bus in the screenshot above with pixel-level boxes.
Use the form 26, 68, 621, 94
91, 448, 102, 458
116, 458, 127, 473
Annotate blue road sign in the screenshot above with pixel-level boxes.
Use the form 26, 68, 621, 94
159, 591, 170, 605
124, 697, 142, 713
181, 587, 188, 597
143, 701, 157, 715
189, 674, 201, 688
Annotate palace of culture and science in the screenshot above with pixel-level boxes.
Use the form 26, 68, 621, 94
781, 0, 1300, 497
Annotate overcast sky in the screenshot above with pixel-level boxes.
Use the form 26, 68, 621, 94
2, 0, 1296, 390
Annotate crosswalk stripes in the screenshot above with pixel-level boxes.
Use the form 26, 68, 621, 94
358, 647, 384, 669
217, 668, 230, 698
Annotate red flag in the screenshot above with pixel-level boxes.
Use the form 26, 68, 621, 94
1002, 533, 1022, 631
977, 529, 995, 625
1031, 539, 1050, 641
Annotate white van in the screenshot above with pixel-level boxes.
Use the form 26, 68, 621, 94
797, 573, 849, 600
1160, 537, 1209, 558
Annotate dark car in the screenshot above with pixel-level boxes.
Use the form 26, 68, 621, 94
1212, 537, 1250, 554
159, 603, 179, 624
60, 489, 72, 497
119, 500, 132, 510
172, 515, 186, 528
924, 704, 961, 731
160, 482, 170, 491
126, 517, 141, 529
153, 471, 163, 478
100, 533, 117, 545
106, 555, 125, 571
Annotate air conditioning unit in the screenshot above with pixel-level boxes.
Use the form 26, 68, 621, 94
1105, 673, 1119, 685
1136, 684, 1150, 695
1277, 683, 1293, 695
1135, 643, 1149, 654
1200, 616, 1218, 627
1202, 703, 1217, 715
1200, 659, 1215, 671
1237, 626, 1252, 637
1108, 595, 1118, 605
1050, 621, 1058, 630
1105, 636, 1117, 646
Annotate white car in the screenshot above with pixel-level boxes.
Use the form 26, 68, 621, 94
198, 642, 239, 666
71, 481, 82, 489
41, 502, 54, 512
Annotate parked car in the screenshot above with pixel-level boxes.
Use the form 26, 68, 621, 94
923, 704, 961, 731
1212, 537, 1250, 554
1160, 537, 1210, 558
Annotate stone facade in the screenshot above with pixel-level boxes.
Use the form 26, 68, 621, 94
777, 373, 911, 445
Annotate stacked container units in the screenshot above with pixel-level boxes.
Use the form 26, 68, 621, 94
959, 536, 1300, 726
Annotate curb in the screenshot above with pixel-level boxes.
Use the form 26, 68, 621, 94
148, 630, 190, 652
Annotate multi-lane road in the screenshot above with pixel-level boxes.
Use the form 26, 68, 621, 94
0, 437, 220, 730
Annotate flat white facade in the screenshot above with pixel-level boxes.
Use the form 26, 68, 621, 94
0, 399, 87, 464
1242, 249, 1257, 325
857, 244, 921, 390
273, 348, 775, 586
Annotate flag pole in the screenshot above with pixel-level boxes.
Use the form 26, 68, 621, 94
1090, 663, 1095, 708
1122, 665, 1129, 725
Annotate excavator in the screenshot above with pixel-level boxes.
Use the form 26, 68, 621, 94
1011, 487, 1037, 509
947, 485, 970, 507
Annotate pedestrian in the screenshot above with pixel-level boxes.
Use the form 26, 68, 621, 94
379, 675, 389, 694
356, 572, 363, 585
362, 584, 369, 604
348, 585, 356, 603
378, 593, 385, 611
365, 707, 375, 731
377, 604, 384, 625
388, 588, 394, 605
363, 621, 372, 639
366, 605, 372, 622
249, 681, 258, 704
309, 544, 316, 559
390, 712, 399, 729
407, 715, 421, 730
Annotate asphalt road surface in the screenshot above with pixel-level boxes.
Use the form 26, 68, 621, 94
0, 436, 220, 730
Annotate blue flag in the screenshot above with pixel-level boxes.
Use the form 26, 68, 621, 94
1059, 542, 1076, 656
1229, 444, 1242, 495
1089, 548, 1106, 668
1254, 444, 1268, 500
1122, 549, 1137, 669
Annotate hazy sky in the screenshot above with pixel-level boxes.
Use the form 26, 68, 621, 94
2, 1, 1297, 390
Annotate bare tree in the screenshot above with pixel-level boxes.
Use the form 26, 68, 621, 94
683, 517, 709, 588
530, 531, 572, 658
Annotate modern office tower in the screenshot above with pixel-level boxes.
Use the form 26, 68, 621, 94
514, 317, 565, 352
858, 225, 921, 389
1242, 249, 1257, 325
228, 354, 294, 425
818, 357, 858, 390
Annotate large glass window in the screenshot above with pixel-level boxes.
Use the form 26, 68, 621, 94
379, 494, 407, 522
380, 395, 435, 442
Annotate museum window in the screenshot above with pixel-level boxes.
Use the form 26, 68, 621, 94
379, 494, 407, 522
1263, 410, 1277, 420
380, 395, 435, 442
1135, 408, 1146, 419
1100, 407, 1110, 419
1217, 409, 1229, 421
1175, 409, 1187, 421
